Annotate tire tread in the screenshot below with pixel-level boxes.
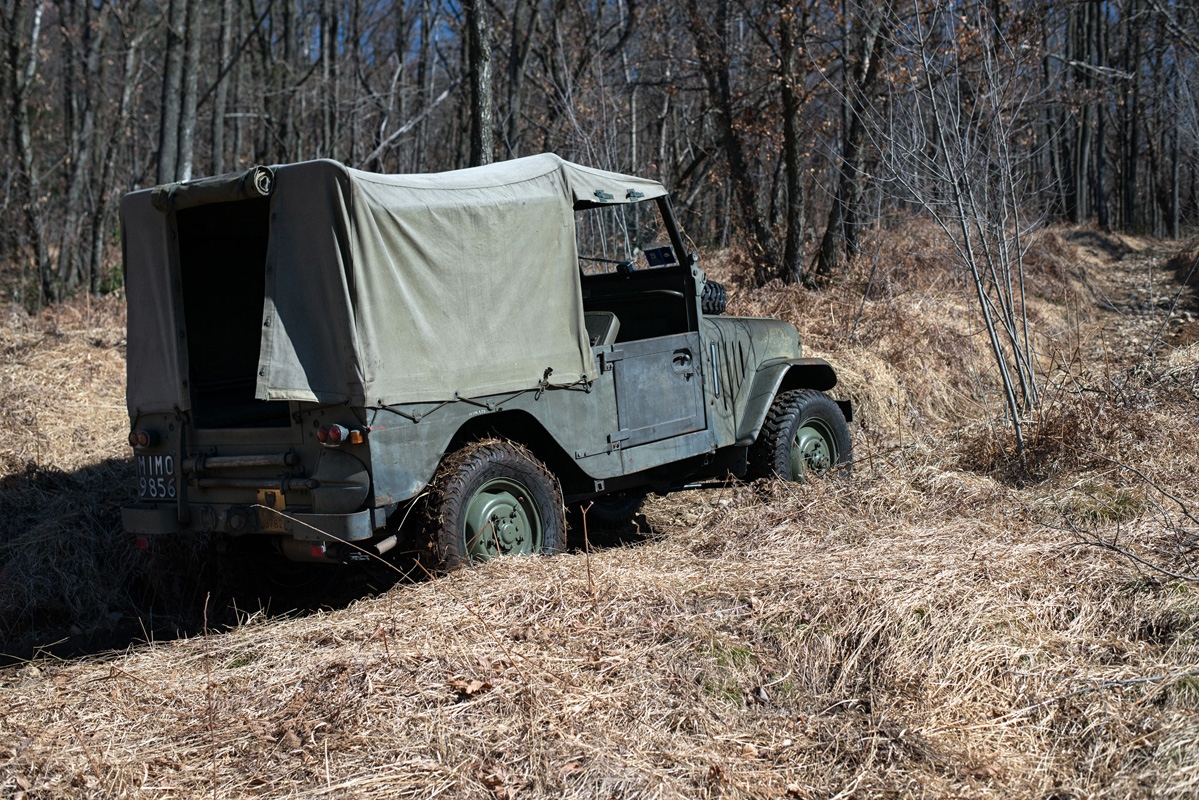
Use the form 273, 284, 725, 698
701, 280, 727, 315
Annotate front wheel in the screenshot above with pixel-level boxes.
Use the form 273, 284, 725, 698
428, 439, 565, 571
747, 389, 852, 481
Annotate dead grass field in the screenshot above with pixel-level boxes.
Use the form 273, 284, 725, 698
2, 225, 1198, 799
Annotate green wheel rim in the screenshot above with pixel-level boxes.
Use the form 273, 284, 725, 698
789, 419, 837, 480
462, 477, 542, 561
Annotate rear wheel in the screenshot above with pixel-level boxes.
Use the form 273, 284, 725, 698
428, 440, 565, 571
747, 389, 851, 481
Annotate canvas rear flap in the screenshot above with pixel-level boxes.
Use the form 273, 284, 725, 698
122, 190, 186, 416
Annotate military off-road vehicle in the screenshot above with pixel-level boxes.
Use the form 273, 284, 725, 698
120, 155, 851, 569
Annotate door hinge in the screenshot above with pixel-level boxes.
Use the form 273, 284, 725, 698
599, 350, 625, 372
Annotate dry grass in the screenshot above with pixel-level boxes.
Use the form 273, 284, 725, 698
2, 229, 1199, 799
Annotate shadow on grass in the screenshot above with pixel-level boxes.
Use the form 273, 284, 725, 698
0, 458, 658, 666
566, 504, 655, 553
0, 457, 413, 665
1066, 228, 1132, 260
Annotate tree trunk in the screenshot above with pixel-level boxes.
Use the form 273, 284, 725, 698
688, 0, 780, 285
505, 0, 540, 159
212, 0, 236, 175
89, 16, 148, 294
176, 0, 202, 181
779, 3, 807, 284
466, 0, 494, 167
157, 0, 186, 184
320, 0, 336, 160
7, 0, 54, 305
813, 7, 886, 282
1172, 83, 1181, 239
1095, 0, 1110, 228
1122, 0, 1143, 231
1067, 1, 1094, 224
1042, 13, 1066, 218
281, 0, 299, 161
414, 0, 433, 171
56, 0, 108, 296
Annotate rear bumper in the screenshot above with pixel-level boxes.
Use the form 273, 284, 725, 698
121, 503, 375, 542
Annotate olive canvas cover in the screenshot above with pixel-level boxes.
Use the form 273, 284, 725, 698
121, 154, 667, 414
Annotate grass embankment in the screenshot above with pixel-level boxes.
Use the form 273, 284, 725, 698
1, 226, 1197, 798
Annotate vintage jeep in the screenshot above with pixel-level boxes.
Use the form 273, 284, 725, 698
120, 155, 851, 569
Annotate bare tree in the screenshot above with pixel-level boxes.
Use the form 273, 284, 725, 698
880, 0, 1043, 456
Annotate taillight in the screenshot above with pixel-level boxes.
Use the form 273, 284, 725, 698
129, 430, 153, 448
317, 424, 352, 446
128, 431, 139, 447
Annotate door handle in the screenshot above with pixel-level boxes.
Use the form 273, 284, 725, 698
672, 350, 694, 377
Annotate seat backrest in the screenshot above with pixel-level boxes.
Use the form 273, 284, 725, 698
583, 311, 621, 347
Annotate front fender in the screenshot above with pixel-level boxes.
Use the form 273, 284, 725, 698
734, 357, 845, 445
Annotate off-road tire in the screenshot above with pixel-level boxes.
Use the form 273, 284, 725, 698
746, 389, 852, 481
701, 280, 728, 315
427, 439, 565, 571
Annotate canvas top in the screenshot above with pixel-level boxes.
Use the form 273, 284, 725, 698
121, 155, 669, 414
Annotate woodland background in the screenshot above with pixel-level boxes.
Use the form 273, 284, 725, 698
1, 0, 1197, 309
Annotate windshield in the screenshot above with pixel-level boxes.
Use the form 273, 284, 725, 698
575, 199, 680, 276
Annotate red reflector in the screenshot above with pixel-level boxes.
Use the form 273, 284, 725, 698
310, 543, 326, 558
328, 424, 347, 444
316, 426, 329, 443
135, 537, 148, 550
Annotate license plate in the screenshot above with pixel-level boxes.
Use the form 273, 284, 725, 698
257, 489, 287, 532
137, 454, 177, 500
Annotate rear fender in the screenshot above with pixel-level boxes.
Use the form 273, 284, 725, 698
734, 358, 847, 444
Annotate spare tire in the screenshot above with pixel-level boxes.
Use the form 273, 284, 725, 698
701, 280, 727, 315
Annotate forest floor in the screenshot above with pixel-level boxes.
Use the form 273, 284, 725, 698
1, 224, 1197, 799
